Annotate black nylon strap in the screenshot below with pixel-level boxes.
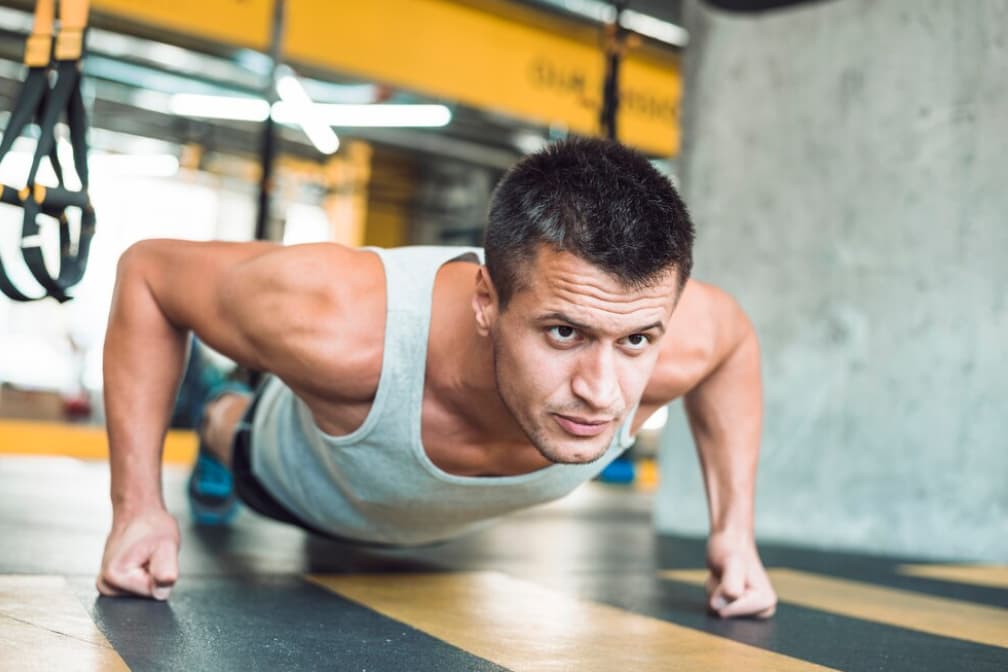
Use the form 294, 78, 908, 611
0, 69, 47, 163
0, 0, 94, 303
18, 60, 94, 303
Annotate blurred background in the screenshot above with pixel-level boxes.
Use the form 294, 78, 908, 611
0, 0, 1004, 562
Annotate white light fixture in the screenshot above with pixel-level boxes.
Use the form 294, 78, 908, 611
169, 93, 452, 130
546, 0, 689, 47
170, 93, 270, 122
275, 66, 340, 155
271, 103, 452, 128
622, 10, 690, 47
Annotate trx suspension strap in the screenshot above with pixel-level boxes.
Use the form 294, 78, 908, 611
600, 1, 636, 142
0, 0, 94, 303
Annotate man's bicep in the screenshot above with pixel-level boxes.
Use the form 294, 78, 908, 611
126, 238, 279, 370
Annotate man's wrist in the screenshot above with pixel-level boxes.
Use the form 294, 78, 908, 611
710, 527, 753, 541
708, 519, 755, 546
111, 491, 165, 521
709, 504, 754, 535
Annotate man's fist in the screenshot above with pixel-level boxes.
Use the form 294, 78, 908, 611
705, 531, 777, 619
97, 508, 180, 600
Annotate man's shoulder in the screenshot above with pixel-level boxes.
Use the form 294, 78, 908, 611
230, 244, 387, 400
644, 279, 746, 403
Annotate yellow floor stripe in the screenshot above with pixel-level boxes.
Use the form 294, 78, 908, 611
310, 572, 838, 672
0, 420, 196, 464
0, 575, 129, 672
898, 564, 1008, 590
660, 568, 1008, 649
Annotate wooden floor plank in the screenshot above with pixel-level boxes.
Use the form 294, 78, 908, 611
661, 568, 1008, 649
310, 572, 838, 672
0, 576, 129, 672
898, 564, 1008, 590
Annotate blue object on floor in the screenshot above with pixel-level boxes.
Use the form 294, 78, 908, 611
597, 457, 635, 484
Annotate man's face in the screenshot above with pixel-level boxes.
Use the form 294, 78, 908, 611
475, 246, 681, 464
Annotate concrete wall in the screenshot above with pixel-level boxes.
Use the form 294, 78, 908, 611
656, 0, 1008, 561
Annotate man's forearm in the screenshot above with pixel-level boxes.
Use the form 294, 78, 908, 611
104, 245, 188, 520
683, 325, 763, 539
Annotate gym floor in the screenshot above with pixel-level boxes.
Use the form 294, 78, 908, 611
0, 424, 1005, 671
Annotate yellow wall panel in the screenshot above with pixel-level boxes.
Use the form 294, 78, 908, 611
94, 0, 272, 51
92, 0, 681, 155
285, 1, 680, 155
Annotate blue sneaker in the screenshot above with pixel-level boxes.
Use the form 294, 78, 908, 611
187, 446, 240, 526
175, 337, 250, 526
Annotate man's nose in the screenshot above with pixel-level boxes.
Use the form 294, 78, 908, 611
570, 346, 621, 412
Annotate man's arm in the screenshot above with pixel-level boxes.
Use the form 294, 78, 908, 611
97, 238, 374, 600
682, 291, 777, 619
97, 239, 278, 599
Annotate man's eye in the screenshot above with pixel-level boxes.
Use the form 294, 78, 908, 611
624, 334, 650, 349
548, 326, 578, 342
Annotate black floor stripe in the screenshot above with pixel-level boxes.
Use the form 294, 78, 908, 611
569, 573, 1008, 672
72, 576, 509, 672
8, 458, 1001, 672
655, 535, 1008, 609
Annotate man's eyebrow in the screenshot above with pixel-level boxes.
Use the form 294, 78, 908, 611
537, 311, 666, 335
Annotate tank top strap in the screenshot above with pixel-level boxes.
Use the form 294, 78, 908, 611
363, 246, 483, 442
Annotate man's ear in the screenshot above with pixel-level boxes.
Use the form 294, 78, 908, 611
472, 266, 498, 336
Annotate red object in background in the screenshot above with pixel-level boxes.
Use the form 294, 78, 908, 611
62, 393, 92, 419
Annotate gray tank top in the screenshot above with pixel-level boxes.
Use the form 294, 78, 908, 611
250, 246, 635, 546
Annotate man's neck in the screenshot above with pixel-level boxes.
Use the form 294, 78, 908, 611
428, 273, 525, 442
424, 263, 543, 475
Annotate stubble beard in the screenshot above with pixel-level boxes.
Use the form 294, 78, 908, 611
491, 336, 615, 466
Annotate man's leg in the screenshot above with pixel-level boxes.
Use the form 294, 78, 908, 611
199, 393, 251, 470
188, 391, 251, 525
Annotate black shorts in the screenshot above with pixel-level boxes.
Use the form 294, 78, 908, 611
230, 387, 338, 539
230, 383, 399, 545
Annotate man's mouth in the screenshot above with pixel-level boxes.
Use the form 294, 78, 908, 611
553, 414, 612, 437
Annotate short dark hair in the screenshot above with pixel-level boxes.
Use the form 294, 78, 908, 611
484, 137, 694, 309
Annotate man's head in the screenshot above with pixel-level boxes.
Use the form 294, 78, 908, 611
484, 136, 693, 310
475, 137, 695, 465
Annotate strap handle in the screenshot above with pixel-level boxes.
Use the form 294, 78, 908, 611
0, 0, 95, 302
55, 0, 90, 61
26, 0, 92, 189
23, 0, 54, 67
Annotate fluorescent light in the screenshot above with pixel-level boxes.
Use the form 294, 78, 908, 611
622, 10, 690, 47
272, 103, 451, 128
559, 0, 615, 22
168, 94, 452, 129
275, 68, 340, 155
538, 0, 689, 47
170, 93, 269, 121
0, 6, 34, 33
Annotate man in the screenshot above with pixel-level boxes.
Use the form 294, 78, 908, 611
97, 138, 777, 619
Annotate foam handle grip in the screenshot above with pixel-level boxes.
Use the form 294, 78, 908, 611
55, 0, 90, 61
23, 0, 54, 66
